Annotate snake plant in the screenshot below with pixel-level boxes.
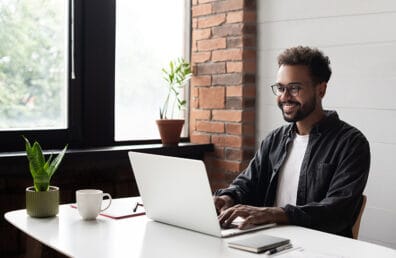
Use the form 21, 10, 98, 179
23, 136, 68, 192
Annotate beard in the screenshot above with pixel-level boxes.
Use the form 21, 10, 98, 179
278, 95, 317, 122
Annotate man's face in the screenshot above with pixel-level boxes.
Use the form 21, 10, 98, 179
275, 65, 319, 123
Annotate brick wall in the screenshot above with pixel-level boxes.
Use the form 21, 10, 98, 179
190, 0, 257, 190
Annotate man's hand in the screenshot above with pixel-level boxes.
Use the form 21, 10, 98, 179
213, 195, 234, 214
218, 205, 289, 229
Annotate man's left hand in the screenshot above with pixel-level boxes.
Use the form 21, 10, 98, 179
218, 205, 289, 229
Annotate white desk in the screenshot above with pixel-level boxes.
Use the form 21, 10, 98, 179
4, 197, 396, 258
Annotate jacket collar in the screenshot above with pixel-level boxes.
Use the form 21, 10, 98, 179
284, 110, 340, 138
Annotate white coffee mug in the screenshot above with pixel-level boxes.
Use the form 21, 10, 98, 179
76, 189, 112, 220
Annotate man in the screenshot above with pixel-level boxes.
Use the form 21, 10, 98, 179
214, 46, 370, 238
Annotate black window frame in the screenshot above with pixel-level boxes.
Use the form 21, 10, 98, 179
0, 0, 191, 152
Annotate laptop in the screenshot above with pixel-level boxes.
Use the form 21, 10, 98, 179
128, 151, 275, 238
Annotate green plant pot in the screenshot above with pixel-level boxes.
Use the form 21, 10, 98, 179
26, 186, 59, 218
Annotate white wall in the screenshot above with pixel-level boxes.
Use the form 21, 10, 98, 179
257, 0, 396, 248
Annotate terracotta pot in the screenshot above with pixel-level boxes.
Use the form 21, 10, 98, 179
26, 186, 59, 218
156, 119, 184, 145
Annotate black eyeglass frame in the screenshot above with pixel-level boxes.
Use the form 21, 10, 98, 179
270, 83, 304, 97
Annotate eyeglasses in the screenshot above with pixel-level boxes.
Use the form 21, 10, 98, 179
270, 83, 303, 97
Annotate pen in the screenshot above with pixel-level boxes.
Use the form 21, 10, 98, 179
133, 202, 143, 213
264, 243, 293, 255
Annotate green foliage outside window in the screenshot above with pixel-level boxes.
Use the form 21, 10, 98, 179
0, 0, 66, 129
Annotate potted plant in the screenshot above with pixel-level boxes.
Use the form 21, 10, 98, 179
23, 136, 68, 218
156, 57, 192, 145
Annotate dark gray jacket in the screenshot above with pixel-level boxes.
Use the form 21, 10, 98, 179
215, 111, 370, 237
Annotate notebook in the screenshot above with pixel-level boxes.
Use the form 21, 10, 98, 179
128, 151, 275, 238
70, 197, 145, 219
228, 234, 290, 253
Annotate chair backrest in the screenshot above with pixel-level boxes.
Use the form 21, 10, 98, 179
352, 195, 367, 239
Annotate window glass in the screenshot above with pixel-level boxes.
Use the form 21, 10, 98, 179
0, 0, 68, 130
115, 0, 188, 141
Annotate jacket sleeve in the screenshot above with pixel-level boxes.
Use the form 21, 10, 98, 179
283, 133, 370, 236
215, 136, 271, 205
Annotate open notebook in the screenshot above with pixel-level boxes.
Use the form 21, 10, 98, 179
71, 197, 145, 219
128, 152, 275, 238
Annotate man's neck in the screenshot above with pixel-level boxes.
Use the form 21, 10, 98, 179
296, 110, 325, 135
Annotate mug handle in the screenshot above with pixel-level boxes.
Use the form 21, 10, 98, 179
101, 193, 112, 211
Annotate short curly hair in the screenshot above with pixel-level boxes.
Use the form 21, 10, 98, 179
277, 46, 332, 84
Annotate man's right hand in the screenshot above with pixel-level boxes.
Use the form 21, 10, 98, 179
213, 195, 234, 214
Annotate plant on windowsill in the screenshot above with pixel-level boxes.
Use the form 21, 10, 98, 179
156, 58, 192, 145
23, 136, 68, 218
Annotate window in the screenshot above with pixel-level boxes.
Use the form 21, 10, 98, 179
0, 0, 190, 152
114, 1, 190, 141
0, 0, 68, 131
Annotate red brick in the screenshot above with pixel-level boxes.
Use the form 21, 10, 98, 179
213, 0, 244, 13
243, 24, 256, 34
240, 160, 250, 171
212, 73, 242, 85
191, 99, 199, 109
212, 49, 242, 62
213, 159, 241, 172
244, 61, 256, 73
225, 170, 241, 179
244, 10, 256, 23
197, 38, 226, 51
225, 148, 242, 161
199, 0, 217, 3
192, 18, 198, 29
227, 11, 243, 23
226, 85, 242, 97
198, 14, 226, 28
192, 52, 211, 63
242, 97, 255, 108
211, 147, 225, 159
196, 62, 225, 75
206, 166, 226, 181
243, 73, 256, 83
212, 135, 242, 148
191, 75, 211, 86
190, 109, 207, 131
210, 181, 230, 192
243, 85, 256, 97
243, 49, 256, 60
227, 61, 243, 73
190, 109, 211, 120
192, 41, 197, 52
243, 136, 256, 147
226, 123, 242, 134
243, 36, 256, 48
192, 4, 212, 17
190, 132, 211, 144
206, 157, 241, 174
212, 110, 242, 122
243, 111, 255, 122
245, 0, 256, 10
226, 97, 242, 109
190, 87, 199, 109
193, 28, 211, 40
192, 0, 198, 5
199, 87, 225, 108
243, 124, 255, 136
197, 121, 225, 133
227, 36, 243, 48
212, 23, 243, 37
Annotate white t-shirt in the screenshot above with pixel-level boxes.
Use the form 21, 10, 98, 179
274, 133, 309, 207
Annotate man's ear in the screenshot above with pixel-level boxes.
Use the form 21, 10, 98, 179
317, 82, 327, 98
